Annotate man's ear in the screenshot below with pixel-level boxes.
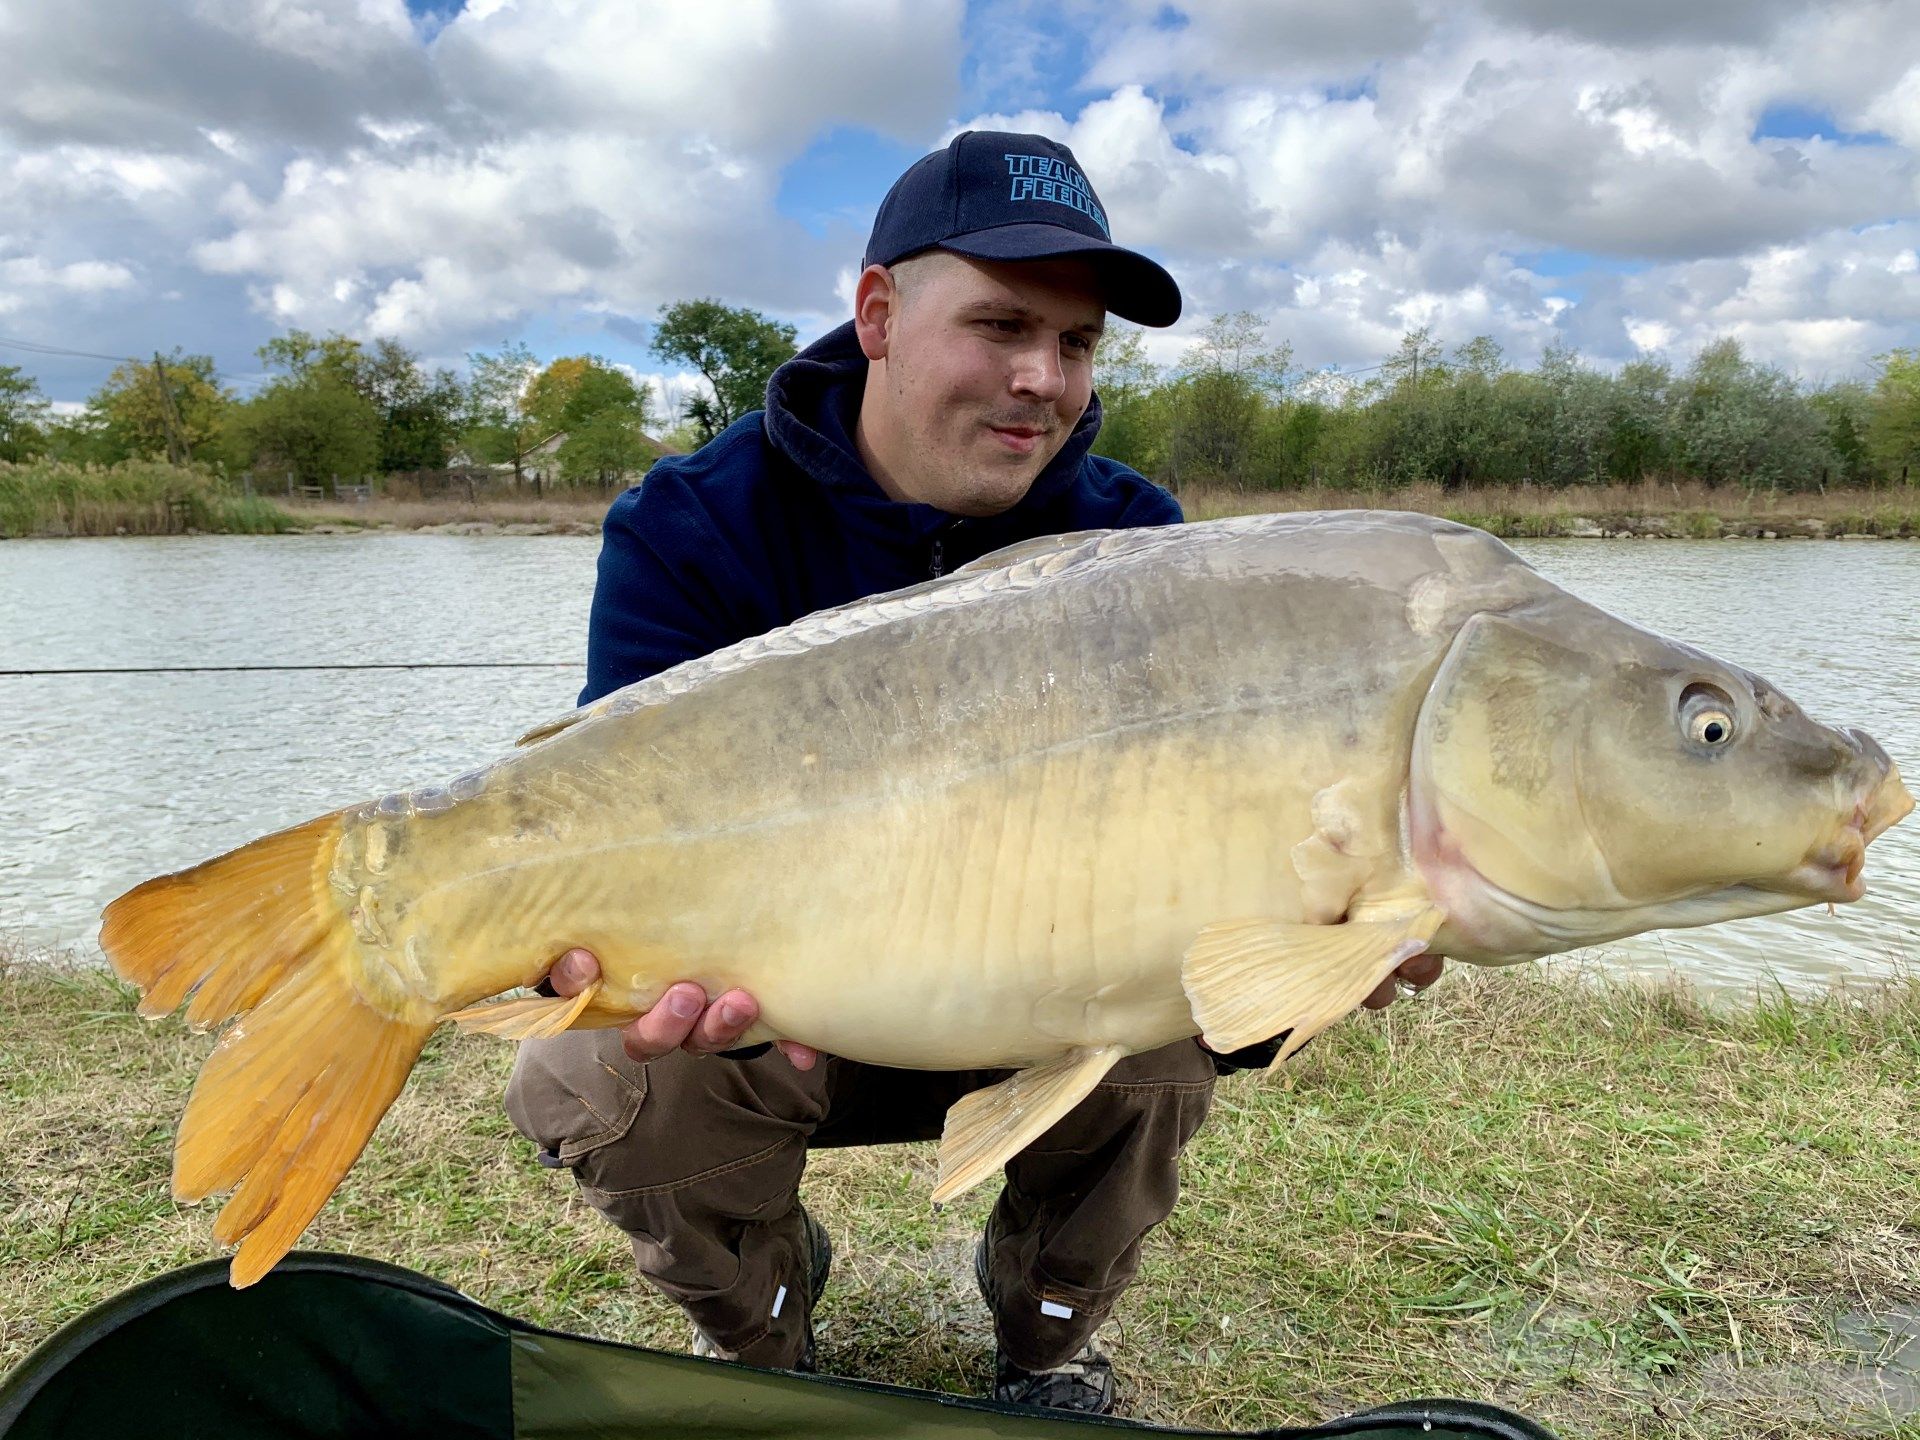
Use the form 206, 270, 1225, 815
852, 263, 897, 362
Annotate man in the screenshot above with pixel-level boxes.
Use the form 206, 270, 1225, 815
506, 130, 1442, 1415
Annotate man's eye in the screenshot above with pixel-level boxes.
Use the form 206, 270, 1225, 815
980, 318, 1020, 334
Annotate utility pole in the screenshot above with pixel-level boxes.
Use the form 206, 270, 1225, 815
151, 353, 191, 465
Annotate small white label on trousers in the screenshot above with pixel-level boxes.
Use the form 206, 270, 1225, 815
771, 1285, 788, 1319
1040, 1300, 1074, 1320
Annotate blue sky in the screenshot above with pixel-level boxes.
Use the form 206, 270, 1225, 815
2, 0, 1917, 410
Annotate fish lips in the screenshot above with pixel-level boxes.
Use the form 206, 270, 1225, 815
1772, 766, 1913, 905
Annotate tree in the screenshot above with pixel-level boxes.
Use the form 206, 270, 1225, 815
1369, 327, 1453, 486
1665, 338, 1835, 490
1606, 358, 1672, 482
462, 341, 545, 488
255, 330, 462, 473
559, 408, 654, 488
1165, 312, 1292, 486
0, 364, 50, 461
525, 355, 650, 436
522, 353, 657, 488
1088, 324, 1165, 476
1866, 349, 1920, 485
1810, 380, 1874, 487
37, 410, 120, 465
362, 339, 463, 473
1381, 326, 1445, 389
257, 330, 367, 389
651, 300, 797, 443
228, 374, 381, 487
228, 331, 382, 486
87, 351, 230, 463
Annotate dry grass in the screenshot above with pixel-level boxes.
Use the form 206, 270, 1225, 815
287, 494, 612, 533
296, 482, 1920, 541
16, 473, 1913, 541
1181, 480, 1920, 538
7, 939, 1920, 1437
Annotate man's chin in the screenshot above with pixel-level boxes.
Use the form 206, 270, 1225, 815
949, 461, 1050, 517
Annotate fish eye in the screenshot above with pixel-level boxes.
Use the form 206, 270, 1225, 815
1679, 683, 1737, 748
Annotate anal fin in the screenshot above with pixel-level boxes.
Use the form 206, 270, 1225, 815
447, 981, 603, 1041
932, 1045, 1125, 1205
1182, 907, 1444, 1060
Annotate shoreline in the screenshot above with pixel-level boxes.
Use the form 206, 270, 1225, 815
7, 458, 1917, 542
8, 488, 1919, 542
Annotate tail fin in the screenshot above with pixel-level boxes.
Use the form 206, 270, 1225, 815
100, 812, 437, 1288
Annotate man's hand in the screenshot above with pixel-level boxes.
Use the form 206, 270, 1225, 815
1359, 952, 1445, 1009
544, 949, 822, 1071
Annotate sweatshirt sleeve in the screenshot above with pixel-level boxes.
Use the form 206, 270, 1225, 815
579, 472, 753, 704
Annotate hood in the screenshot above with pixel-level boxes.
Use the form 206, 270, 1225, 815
761, 321, 1106, 549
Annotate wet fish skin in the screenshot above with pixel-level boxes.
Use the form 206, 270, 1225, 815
101, 510, 1912, 1287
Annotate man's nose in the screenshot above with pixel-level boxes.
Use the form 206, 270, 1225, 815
1010, 341, 1066, 402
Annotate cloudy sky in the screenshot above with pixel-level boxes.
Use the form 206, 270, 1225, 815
2, 0, 1918, 409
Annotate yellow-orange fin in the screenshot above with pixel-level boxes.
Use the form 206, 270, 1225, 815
1181, 907, 1444, 1060
447, 981, 603, 1040
99, 808, 435, 1289
102, 811, 346, 1029
931, 1045, 1124, 1205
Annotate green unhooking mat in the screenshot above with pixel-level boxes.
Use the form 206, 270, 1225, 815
0, 1252, 1559, 1439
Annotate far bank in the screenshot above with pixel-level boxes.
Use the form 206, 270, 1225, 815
3, 460, 1918, 540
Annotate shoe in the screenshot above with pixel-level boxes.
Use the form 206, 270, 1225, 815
973, 1234, 1117, 1415
691, 1204, 833, 1371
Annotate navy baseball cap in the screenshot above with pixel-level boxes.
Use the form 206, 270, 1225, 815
863, 130, 1182, 328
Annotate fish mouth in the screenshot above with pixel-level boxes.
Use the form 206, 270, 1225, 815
1784, 830, 1868, 904
1775, 764, 1912, 906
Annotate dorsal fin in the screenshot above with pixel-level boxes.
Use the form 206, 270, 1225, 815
516, 526, 1166, 747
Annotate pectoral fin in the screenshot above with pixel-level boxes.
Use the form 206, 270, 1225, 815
932, 1045, 1125, 1205
1182, 907, 1444, 1060
447, 981, 604, 1040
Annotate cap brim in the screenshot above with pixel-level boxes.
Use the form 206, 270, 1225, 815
937, 224, 1182, 327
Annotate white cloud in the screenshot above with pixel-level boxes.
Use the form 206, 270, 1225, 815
0, 0, 1914, 394
0, 255, 136, 294
181, 1, 963, 343
962, 0, 1920, 375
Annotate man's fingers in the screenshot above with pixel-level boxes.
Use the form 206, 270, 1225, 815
619, 982, 707, 1062
776, 1040, 822, 1072
1398, 953, 1445, 989
1360, 975, 1398, 1010
1361, 953, 1448, 1011
687, 989, 759, 1052
547, 948, 601, 998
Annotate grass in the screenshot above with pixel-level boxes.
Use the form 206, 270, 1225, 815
1181, 479, 1920, 539
6, 943, 1920, 1438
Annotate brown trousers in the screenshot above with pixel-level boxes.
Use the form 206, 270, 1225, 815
505, 1031, 1216, 1371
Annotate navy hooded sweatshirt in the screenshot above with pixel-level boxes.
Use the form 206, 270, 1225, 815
579, 320, 1180, 705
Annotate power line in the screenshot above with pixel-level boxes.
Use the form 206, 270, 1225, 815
0, 335, 133, 364
0, 334, 272, 390
0, 662, 580, 677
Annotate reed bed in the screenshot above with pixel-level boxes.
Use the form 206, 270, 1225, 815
0, 461, 295, 539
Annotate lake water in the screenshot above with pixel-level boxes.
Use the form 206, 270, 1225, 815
2, 531, 1914, 997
